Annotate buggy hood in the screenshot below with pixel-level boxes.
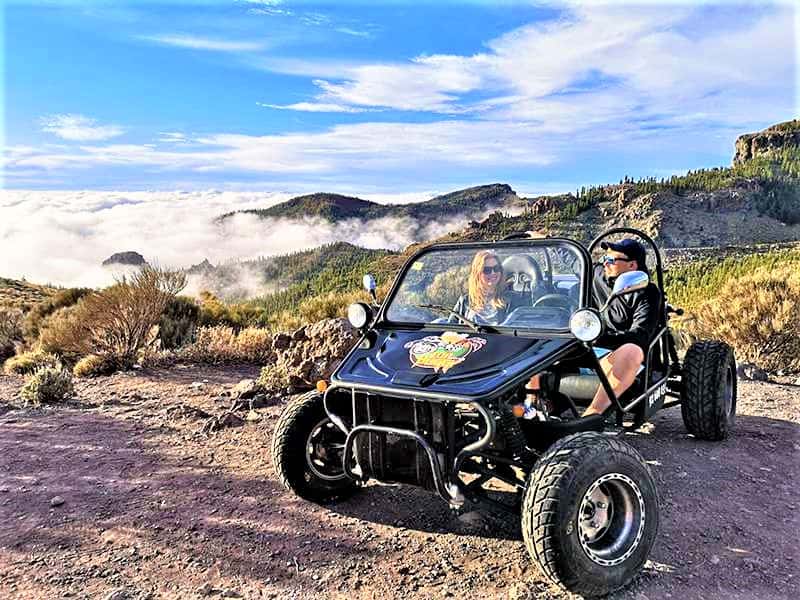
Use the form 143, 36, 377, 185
332, 328, 576, 399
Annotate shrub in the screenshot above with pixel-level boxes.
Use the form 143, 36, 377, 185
688, 265, 800, 372
0, 307, 24, 362
39, 266, 186, 368
158, 295, 200, 349
234, 327, 275, 363
181, 325, 274, 364
23, 287, 92, 343
73, 354, 116, 378
4, 350, 60, 375
20, 366, 74, 406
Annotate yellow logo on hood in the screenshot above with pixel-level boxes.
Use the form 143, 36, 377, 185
404, 332, 487, 373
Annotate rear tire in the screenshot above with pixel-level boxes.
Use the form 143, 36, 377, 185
271, 391, 359, 503
681, 340, 737, 441
521, 432, 659, 598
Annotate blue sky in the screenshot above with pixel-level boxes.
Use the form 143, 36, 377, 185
2, 0, 797, 196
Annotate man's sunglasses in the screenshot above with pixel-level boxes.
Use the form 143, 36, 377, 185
602, 255, 633, 265
482, 265, 503, 274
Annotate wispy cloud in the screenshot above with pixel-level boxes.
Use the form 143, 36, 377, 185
40, 114, 125, 142
141, 34, 267, 52
256, 101, 374, 113
266, 3, 792, 126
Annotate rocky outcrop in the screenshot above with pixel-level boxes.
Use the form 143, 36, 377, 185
259, 318, 358, 393
102, 251, 147, 267
734, 120, 800, 165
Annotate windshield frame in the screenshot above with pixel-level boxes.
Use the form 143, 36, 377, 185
375, 237, 592, 336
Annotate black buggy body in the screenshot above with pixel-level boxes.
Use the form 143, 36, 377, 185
272, 228, 737, 597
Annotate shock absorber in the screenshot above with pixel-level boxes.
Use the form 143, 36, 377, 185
499, 402, 532, 460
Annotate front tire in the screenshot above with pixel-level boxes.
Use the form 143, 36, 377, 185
681, 340, 737, 440
521, 432, 659, 598
271, 391, 359, 503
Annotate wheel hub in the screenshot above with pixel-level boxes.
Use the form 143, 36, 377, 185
577, 473, 646, 567
305, 418, 347, 481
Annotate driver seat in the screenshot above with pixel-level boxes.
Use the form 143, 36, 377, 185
502, 255, 543, 306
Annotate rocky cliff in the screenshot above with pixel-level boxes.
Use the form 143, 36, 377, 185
734, 120, 800, 165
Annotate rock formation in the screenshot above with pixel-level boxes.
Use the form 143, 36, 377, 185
734, 120, 799, 164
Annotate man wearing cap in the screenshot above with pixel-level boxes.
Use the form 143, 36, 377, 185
526, 238, 661, 417
583, 238, 661, 416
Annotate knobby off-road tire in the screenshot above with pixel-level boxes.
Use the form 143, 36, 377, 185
271, 391, 359, 503
681, 340, 737, 441
521, 432, 659, 598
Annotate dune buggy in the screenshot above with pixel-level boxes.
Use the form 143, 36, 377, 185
271, 227, 737, 597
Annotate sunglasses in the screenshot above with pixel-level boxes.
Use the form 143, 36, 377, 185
602, 255, 633, 265
482, 265, 503, 274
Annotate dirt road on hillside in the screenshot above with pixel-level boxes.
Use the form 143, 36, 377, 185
1, 366, 798, 600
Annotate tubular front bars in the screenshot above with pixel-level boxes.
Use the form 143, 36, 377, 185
323, 384, 496, 504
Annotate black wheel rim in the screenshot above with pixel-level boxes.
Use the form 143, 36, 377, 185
578, 473, 646, 567
305, 418, 347, 482
723, 363, 734, 417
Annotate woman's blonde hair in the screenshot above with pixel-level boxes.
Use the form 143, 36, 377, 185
468, 250, 507, 311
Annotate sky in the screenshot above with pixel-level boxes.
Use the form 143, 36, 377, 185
0, 0, 797, 287
3, 0, 796, 194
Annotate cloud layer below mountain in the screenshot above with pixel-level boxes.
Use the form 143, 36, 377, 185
0, 189, 517, 290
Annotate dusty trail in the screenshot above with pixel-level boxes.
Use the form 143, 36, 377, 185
1, 366, 798, 600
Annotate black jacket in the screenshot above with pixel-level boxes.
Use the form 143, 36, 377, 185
591, 264, 662, 353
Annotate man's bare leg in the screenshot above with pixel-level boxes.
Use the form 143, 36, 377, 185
582, 344, 644, 416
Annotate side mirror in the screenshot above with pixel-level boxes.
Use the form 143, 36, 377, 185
601, 271, 649, 311
362, 273, 378, 302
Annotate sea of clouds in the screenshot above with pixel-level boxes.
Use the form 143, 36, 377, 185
0, 189, 521, 292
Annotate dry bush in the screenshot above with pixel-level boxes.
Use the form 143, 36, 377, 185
181, 325, 274, 364
4, 350, 60, 375
20, 366, 74, 406
297, 289, 369, 323
40, 266, 186, 368
73, 354, 116, 378
689, 265, 800, 371
234, 327, 275, 362
22, 287, 92, 343
0, 307, 24, 362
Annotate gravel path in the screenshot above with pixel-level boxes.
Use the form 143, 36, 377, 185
1, 366, 798, 600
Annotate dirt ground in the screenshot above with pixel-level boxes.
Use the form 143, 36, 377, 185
1, 365, 798, 600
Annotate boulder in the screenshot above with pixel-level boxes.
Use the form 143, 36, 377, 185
259, 318, 358, 392
737, 362, 769, 381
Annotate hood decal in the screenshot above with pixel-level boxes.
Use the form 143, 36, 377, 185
404, 331, 487, 373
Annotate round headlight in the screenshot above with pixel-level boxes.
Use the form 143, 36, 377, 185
347, 302, 371, 329
569, 308, 602, 343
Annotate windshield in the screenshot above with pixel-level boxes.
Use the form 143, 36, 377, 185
384, 241, 585, 331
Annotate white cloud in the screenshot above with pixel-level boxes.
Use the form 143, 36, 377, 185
40, 114, 125, 142
0, 188, 506, 290
263, 3, 792, 129
141, 34, 267, 52
256, 101, 374, 113
7, 119, 557, 176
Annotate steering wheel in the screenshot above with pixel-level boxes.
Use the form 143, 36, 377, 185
532, 293, 574, 310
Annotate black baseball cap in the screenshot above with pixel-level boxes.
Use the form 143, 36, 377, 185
601, 238, 648, 271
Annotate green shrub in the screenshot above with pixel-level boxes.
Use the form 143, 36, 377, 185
23, 287, 92, 343
73, 354, 116, 378
20, 366, 74, 406
688, 265, 800, 372
4, 350, 60, 375
158, 295, 200, 349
